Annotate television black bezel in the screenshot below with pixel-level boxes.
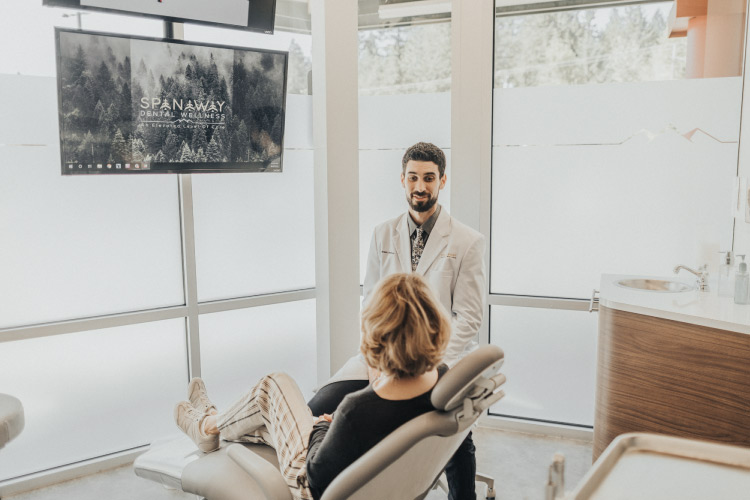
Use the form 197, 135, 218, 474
44, 0, 277, 35
55, 27, 289, 175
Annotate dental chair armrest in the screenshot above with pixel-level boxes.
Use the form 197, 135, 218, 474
227, 444, 293, 500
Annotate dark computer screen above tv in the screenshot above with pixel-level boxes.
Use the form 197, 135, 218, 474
44, 0, 277, 34
55, 28, 288, 175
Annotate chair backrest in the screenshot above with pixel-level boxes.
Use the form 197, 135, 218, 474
321, 345, 505, 500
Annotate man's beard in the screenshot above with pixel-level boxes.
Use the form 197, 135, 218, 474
407, 191, 438, 213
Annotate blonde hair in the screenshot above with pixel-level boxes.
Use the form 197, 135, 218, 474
360, 273, 450, 379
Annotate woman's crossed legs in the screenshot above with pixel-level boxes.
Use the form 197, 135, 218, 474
176, 372, 314, 500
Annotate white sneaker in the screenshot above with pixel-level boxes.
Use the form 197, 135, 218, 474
174, 401, 219, 453
188, 377, 217, 414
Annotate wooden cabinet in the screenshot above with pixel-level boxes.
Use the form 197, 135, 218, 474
593, 306, 750, 461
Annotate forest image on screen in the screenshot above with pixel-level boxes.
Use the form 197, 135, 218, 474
57, 30, 286, 174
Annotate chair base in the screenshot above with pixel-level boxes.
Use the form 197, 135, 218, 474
476, 471, 496, 499
431, 472, 494, 499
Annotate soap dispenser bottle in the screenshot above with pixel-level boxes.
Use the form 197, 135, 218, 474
718, 250, 735, 297
735, 255, 750, 305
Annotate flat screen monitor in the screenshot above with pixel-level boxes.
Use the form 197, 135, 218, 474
44, 0, 277, 34
55, 28, 288, 175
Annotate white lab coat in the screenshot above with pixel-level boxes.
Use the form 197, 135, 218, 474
325, 208, 486, 385
363, 208, 486, 366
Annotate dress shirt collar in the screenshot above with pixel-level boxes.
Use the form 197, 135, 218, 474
407, 204, 442, 238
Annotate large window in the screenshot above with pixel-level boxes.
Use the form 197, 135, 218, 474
358, 9, 452, 283
0, 321, 187, 479
183, 24, 315, 301
0, 1, 316, 484
489, 0, 743, 427
359, 22, 451, 95
494, 4, 686, 88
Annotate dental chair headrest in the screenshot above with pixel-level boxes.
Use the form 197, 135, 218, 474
0, 394, 24, 449
431, 345, 505, 412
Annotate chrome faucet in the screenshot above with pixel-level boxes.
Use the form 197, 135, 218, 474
674, 264, 709, 292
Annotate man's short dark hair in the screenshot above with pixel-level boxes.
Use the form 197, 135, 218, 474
402, 142, 446, 178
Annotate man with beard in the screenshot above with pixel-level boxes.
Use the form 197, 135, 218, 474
363, 141, 485, 368
308, 142, 486, 500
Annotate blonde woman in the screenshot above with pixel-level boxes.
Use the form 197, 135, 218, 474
174, 273, 451, 500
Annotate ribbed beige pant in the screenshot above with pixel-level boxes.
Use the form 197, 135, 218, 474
215, 372, 314, 500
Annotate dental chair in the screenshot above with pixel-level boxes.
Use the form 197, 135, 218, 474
134, 345, 506, 500
0, 394, 24, 451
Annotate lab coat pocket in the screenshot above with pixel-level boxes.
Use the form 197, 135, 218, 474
427, 271, 454, 313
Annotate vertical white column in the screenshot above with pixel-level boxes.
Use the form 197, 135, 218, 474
735, 0, 750, 257
165, 21, 202, 380
450, 0, 494, 233
311, 0, 361, 384
451, 0, 495, 343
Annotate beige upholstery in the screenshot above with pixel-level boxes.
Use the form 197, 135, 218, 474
134, 437, 280, 499
0, 393, 24, 450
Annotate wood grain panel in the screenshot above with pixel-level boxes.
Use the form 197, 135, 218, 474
593, 306, 750, 460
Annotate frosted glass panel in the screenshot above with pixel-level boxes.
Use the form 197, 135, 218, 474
192, 149, 315, 302
491, 80, 739, 298
0, 0, 161, 77
199, 300, 317, 408
0, 74, 59, 145
489, 305, 597, 426
492, 79, 741, 146
0, 319, 187, 480
0, 77, 184, 329
359, 149, 451, 282
358, 92, 451, 283
284, 95, 313, 150
359, 93, 451, 150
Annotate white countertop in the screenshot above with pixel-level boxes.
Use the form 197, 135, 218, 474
599, 274, 750, 335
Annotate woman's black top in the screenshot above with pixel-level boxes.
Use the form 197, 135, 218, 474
305, 365, 448, 500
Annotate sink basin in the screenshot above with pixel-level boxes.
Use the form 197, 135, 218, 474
615, 279, 695, 293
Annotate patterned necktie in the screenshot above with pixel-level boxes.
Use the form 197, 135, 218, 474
412, 227, 425, 272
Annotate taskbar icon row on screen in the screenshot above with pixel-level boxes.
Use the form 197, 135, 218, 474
67, 162, 151, 171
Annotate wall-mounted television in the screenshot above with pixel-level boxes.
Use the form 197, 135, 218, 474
44, 0, 277, 34
55, 28, 288, 175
